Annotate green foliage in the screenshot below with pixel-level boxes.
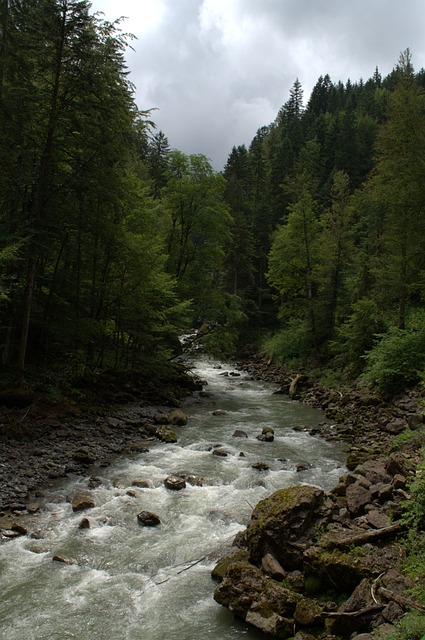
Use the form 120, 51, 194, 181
362, 320, 425, 397
331, 298, 383, 374
263, 319, 316, 366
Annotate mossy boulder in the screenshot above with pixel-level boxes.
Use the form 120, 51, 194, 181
157, 426, 178, 443
246, 485, 325, 569
214, 561, 302, 621
211, 550, 250, 581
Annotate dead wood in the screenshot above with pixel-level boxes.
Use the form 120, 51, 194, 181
323, 523, 402, 549
377, 586, 425, 612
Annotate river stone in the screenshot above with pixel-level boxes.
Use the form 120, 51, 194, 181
157, 426, 178, 443
131, 479, 151, 488
214, 561, 302, 620
245, 609, 292, 638
382, 418, 407, 434
260, 553, 286, 580
294, 597, 323, 626
256, 432, 274, 442
87, 476, 103, 489
72, 495, 96, 512
78, 518, 91, 529
212, 448, 229, 457
366, 508, 390, 529
211, 550, 250, 581
355, 460, 392, 485
53, 555, 77, 565
137, 511, 161, 527
2, 529, 22, 539
164, 475, 186, 490
232, 430, 248, 438
167, 409, 188, 426
173, 471, 204, 486
252, 462, 269, 471
345, 482, 371, 515
213, 410, 227, 416
246, 485, 325, 568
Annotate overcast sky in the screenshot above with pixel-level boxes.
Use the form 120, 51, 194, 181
90, 0, 425, 170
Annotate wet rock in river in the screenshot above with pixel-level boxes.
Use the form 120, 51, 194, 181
164, 475, 186, 490
252, 462, 269, 471
173, 471, 204, 486
167, 409, 188, 426
232, 429, 248, 438
157, 426, 178, 443
53, 555, 77, 565
131, 479, 151, 488
137, 511, 161, 527
256, 427, 274, 442
212, 448, 229, 457
71, 494, 96, 512
78, 517, 91, 529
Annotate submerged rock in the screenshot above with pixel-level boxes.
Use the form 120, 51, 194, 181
167, 409, 188, 426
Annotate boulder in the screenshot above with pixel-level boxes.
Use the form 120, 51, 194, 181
232, 430, 248, 438
212, 550, 250, 581
214, 561, 302, 621
354, 460, 392, 485
157, 426, 178, 443
293, 597, 323, 626
381, 418, 407, 434
164, 475, 186, 491
137, 511, 161, 527
167, 409, 188, 426
260, 553, 286, 580
246, 485, 325, 568
71, 495, 96, 512
366, 509, 391, 529
345, 482, 372, 515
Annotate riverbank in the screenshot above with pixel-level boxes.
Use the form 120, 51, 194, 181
0, 363, 202, 517
209, 355, 425, 639
238, 355, 424, 466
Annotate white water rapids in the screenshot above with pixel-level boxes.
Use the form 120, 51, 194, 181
0, 357, 346, 640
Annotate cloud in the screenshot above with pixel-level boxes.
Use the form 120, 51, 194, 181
90, 0, 425, 169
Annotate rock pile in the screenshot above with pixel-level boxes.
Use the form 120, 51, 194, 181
212, 453, 421, 639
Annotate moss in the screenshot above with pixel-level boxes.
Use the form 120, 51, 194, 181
252, 485, 324, 530
157, 426, 178, 443
211, 551, 250, 582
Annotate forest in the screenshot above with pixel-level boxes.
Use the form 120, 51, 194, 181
1, 0, 425, 402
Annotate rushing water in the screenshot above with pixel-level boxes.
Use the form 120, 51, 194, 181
0, 357, 346, 640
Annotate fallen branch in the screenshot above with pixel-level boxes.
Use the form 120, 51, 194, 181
323, 523, 402, 549
325, 603, 385, 618
176, 556, 206, 575
377, 586, 425, 612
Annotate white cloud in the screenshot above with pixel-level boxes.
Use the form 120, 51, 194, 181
90, 0, 425, 169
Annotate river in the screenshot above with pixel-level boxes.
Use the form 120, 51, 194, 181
0, 356, 346, 640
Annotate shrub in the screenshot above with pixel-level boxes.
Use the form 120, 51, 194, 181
362, 325, 425, 398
